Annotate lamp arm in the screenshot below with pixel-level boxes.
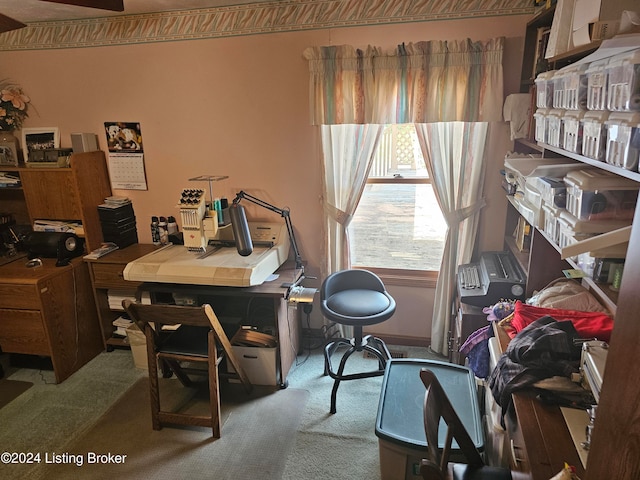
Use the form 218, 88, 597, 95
233, 191, 304, 271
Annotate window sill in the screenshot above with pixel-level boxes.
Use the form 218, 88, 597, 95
355, 267, 438, 288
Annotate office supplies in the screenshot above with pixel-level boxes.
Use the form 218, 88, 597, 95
457, 251, 526, 307
123, 221, 290, 287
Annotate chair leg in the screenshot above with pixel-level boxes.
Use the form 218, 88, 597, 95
330, 343, 359, 414
208, 330, 221, 438
147, 352, 162, 431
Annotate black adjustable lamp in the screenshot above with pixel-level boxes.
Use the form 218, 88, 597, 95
229, 191, 316, 304
229, 190, 304, 271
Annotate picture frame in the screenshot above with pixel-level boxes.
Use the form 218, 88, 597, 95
21, 127, 60, 164
0, 134, 19, 166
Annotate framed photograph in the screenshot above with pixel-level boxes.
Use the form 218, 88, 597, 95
0, 135, 19, 166
21, 127, 60, 164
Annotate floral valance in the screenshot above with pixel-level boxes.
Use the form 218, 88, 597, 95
303, 37, 504, 125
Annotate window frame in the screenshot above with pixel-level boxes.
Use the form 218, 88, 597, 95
352, 157, 442, 287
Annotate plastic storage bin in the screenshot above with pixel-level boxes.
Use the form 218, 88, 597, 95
586, 57, 609, 111
581, 110, 610, 161
564, 169, 639, 221
375, 359, 483, 480
535, 70, 556, 108
562, 63, 589, 110
606, 49, 640, 112
605, 112, 640, 171
547, 108, 566, 147
543, 203, 563, 245
533, 176, 567, 208
563, 109, 586, 153
533, 108, 549, 144
552, 70, 566, 109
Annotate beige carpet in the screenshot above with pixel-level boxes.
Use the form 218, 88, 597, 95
27, 376, 309, 480
0, 379, 33, 409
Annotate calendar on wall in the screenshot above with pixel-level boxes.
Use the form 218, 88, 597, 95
103, 121, 147, 190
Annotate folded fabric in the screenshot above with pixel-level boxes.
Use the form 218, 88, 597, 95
509, 301, 613, 342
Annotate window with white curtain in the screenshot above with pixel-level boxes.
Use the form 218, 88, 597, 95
348, 124, 446, 274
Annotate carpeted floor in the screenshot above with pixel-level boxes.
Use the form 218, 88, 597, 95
0, 342, 444, 480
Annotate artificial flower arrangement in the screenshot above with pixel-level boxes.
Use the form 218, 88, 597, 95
0, 80, 30, 131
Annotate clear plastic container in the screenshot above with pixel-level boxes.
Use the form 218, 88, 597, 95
534, 70, 557, 108
562, 63, 589, 110
563, 109, 586, 153
552, 70, 566, 109
606, 49, 640, 112
533, 108, 549, 144
533, 176, 567, 208
581, 110, 610, 161
546, 108, 566, 147
586, 57, 609, 111
605, 112, 640, 171
564, 169, 639, 221
542, 203, 563, 245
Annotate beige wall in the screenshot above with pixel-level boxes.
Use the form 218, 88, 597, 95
0, 14, 529, 340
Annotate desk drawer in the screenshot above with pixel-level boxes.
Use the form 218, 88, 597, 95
0, 284, 40, 309
0, 309, 49, 355
505, 403, 531, 474
91, 263, 139, 289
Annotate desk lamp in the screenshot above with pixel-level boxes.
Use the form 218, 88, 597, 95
229, 190, 316, 304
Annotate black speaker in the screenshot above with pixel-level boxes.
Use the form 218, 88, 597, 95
24, 232, 85, 266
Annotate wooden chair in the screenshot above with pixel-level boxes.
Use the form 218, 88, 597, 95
420, 369, 513, 480
123, 299, 252, 438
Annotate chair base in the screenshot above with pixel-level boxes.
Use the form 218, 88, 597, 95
323, 327, 391, 414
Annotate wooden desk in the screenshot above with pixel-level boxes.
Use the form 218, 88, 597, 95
138, 264, 303, 388
85, 244, 159, 349
0, 256, 103, 383
492, 322, 586, 479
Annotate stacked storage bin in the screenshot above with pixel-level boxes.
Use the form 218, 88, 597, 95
604, 50, 640, 171
560, 169, 637, 263
533, 71, 556, 145
534, 46, 640, 172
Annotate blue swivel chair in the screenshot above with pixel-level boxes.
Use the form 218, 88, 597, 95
321, 269, 395, 413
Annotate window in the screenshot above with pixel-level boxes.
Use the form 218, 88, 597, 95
348, 124, 446, 277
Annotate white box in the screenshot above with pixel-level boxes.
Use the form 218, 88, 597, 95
228, 346, 277, 386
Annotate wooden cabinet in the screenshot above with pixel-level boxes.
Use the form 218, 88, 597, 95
0, 151, 112, 382
0, 257, 103, 383
20, 150, 112, 253
85, 243, 158, 350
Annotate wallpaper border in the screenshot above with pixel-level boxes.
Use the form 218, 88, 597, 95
0, 0, 534, 51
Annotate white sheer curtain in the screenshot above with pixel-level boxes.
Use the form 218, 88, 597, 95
306, 38, 503, 348
415, 122, 489, 354
320, 124, 384, 335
